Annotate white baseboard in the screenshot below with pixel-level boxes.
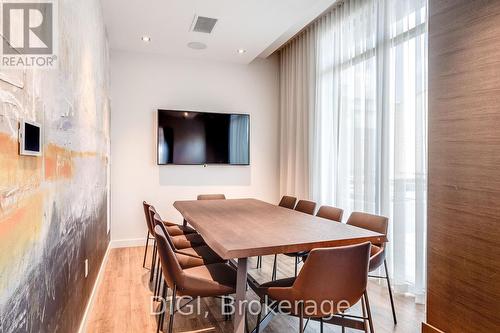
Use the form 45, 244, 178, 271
110, 237, 146, 248
77, 242, 111, 333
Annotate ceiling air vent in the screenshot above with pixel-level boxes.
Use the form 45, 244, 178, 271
191, 16, 218, 34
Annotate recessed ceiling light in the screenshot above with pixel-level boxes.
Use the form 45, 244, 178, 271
141, 36, 151, 42
237, 49, 246, 54
187, 42, 207, 50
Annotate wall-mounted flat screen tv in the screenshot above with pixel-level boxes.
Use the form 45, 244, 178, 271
157, 110, 250, 165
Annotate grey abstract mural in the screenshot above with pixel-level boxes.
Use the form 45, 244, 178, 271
0, 0, 110, 332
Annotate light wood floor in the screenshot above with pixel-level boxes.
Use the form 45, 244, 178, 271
86, 246, 424, 333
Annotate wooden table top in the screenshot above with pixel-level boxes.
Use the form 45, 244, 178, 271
174, 198, 386, 259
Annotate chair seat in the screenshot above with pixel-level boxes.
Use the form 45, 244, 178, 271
256, 277, 296, 298
177, 246, 224, 264
176, 252, 214, 269
165, 223, 197, 236
172, 233, 206, 249
284, 251, 309, 258
261, 277, 296, 289
180, 263, 237, 297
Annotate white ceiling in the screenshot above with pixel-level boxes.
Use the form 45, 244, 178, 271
101, 0, 337, 64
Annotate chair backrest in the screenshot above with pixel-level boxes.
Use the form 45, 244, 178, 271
197, 194, 226, 200
153, 224, 184, 289
346, 212, 388, 246
294, 200, 317, 215
278, 195, 297, 209
148, 205, 160, 226
143, 201, 155, 234
292, 242, 371, 317
316, 205, 344, 222
150, 209, 179, 250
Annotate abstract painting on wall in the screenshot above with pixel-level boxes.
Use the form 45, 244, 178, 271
0, 0, 110, 332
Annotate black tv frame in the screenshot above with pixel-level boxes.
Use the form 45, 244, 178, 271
156, 109, 250, 166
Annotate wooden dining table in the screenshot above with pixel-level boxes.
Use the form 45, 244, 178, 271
174, 198, 386, 333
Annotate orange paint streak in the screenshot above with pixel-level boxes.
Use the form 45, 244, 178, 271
0, 132, 16, 154
0, 133, 42, 190
43, 144, 100, 181
0, 133, 100, 187
44, 144, 74, 181
0, 204, 27, 237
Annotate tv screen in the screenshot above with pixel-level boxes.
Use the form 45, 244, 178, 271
157, 110, 250, 165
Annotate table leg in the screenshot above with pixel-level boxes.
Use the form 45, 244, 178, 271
234, 257, 248, 333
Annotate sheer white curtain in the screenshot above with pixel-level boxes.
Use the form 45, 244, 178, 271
279, 28, 316, 199
280, 28, 316, 198
280, 0, 427, 302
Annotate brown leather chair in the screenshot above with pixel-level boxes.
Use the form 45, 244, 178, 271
142, 202, 196, 270
151, 210, 223, 265
154, 220, 223, 269
144, 202, 196, 236
150, 211, 226, 302
147, 208, 210, 287
197, 194, 226, 200
272, 199, 318, 280
148, 206, 205, 249
256, 242, 374, 333
294, 199, 317, 215
347, 212, 397, 325
278, 195, 297, 209
153, 225, 236, 333
316, 205, 344, 222
142, 201, 158, 271
278, 205, 345, 274
143, 202, 197, 284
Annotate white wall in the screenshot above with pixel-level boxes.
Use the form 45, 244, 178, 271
110, 51, 280, 244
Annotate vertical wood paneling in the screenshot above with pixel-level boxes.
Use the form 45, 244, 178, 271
427, 0, 500, 332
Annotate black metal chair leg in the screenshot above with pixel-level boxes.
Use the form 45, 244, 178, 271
154, 254, 161, 296
154, 270, 159, 297
157, 280, 167, 333
158, 272, 164, 298
272, 254, 277, 281
298, 303, 304, 333
159, 280, 168, 331
150, 240, 157, 282
384, 259, 397, 325
154, 265, 162, 299
156, 304, 162, 333
143, 231, 150, 268
223, 297, 231, 321
256, 256, 262, 269
362, 295, 368, 333
255, 303, 263, 333
364, 291, 375, 333
168, 285, 177, 333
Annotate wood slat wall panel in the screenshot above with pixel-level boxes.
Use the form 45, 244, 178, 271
427, 0, 500, 332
